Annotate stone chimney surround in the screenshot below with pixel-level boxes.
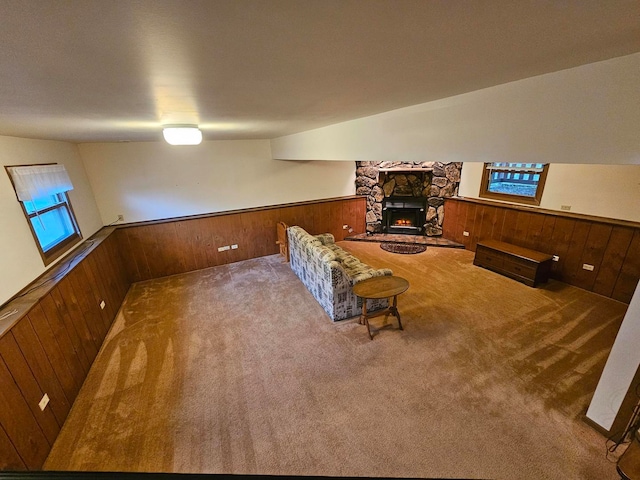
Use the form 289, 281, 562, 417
355, 161, 462, 236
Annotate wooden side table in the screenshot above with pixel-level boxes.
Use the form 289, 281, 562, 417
352, 275, 409, 340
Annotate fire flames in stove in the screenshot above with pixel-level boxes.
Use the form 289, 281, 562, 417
394, 218, 413, 226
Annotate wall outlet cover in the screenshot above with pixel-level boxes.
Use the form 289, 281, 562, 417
39, 393, 50, 411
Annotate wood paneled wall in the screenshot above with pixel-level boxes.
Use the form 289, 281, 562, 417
0, 196, 364, 470
116, 196, 367, 282
0, 231, 130, 470
443, 197, 640, 304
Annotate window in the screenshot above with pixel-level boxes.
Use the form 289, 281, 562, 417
479, 162, 549, 205
6, 164, 82, 265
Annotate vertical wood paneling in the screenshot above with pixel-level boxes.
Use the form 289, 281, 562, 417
0, 356, 49, 469
79, 261, 111, 332
473, 205, 492, 246
442, 198, 458, 240
125, 226, 153, 282
173, 220, 200, 273
500, 209, 520, 245
25, 307, 80, 405
66, 269, 106, 344
523, 213, 546, 251
0, 334, 60, 445
10, 318, 71, 427
53, 280, 99, 361
454, 201, 468, 244
444, 198, 639, 302
513, 211, 534, 247
0, 230, 131, 471
463, 203, 477, 250
536, 216, 557, 253
37, 297, 86, 389
613, 230, 640, 303
39, 293, 89, 374
115, 198, 366, 281
572, 223, 613, 291
0, 425, 26, 470
548, 217, 577, 281
593, 226, 635, 298
562, 221, 591, 286
115, 229, 143, 283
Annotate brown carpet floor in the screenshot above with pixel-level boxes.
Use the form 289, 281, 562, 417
44, 242, 628, 479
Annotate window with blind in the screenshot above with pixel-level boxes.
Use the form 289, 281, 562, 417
5, 164, 82, 265
479, 162, 549, 205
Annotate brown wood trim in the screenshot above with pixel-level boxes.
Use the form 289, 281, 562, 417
115, 195, 363, 229
447, 196, 640, 229
476, 239, 553, 263
116, 196, 367, 283
4, 165, 83, 267
479, 163, 549, 206
378, 167, 434, 172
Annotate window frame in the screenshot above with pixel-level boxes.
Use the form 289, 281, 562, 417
479, 162, 549, 206
5, 164, 82, 266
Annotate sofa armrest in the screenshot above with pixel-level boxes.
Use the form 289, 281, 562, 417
351, 268, 394, 285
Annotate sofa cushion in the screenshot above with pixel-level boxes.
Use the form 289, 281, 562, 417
314, 233, 335, 245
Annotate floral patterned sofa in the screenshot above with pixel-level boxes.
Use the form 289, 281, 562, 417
287, 226, 393, 321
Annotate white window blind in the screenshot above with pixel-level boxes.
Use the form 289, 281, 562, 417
6, 164, 74, 201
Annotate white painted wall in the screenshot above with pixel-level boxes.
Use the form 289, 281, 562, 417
458, 163, 640, 222
271, 53, 640, 166
587, 286, 640, 430
78, 140, 356, 224
0, 135, 102, 306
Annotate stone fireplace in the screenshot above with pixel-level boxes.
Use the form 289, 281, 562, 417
355, 161, 462, 236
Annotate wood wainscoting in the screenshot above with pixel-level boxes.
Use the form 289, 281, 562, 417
115, 196, 367, 283
0, 195, 365, 470
0, 229, 130, 470
443, 197, 640, 304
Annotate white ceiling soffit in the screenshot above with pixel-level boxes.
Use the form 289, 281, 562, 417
0, 0, 639, 143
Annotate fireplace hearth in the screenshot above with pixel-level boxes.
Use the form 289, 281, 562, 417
382, 197, 427, 235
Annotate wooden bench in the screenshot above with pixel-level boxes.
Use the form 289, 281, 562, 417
473, 239, 553, 287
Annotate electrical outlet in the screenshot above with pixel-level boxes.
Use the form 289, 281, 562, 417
552, 255, 559, 262
117, 214, 124, 221
343, 225, 349, 230
217, 246, 228, 252
561, 205, 571, 211
39, 393, 49, 411
348, 228, 353, 233
100, 300, 105, 310
582, 263, 595, 271
463, 231, 470, 237
231, 244, 238, 249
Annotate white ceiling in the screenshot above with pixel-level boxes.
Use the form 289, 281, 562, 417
1, 0, 639, 144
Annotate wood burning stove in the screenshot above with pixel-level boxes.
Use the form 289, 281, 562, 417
382, 197, 427, 235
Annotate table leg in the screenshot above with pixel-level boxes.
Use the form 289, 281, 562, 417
362, 300, 373, 340
390, 295, 403, 330
359, 299, 367, 325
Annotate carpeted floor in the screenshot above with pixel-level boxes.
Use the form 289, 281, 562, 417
44, 242, 629, 479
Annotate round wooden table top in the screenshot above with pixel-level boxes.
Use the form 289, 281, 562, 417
352, 275, 409, 299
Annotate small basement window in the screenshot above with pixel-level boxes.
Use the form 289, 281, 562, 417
480, 162, 549, 205
6, 164, 82, 265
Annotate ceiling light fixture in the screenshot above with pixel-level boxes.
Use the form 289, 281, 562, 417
162, 125, 203, 145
